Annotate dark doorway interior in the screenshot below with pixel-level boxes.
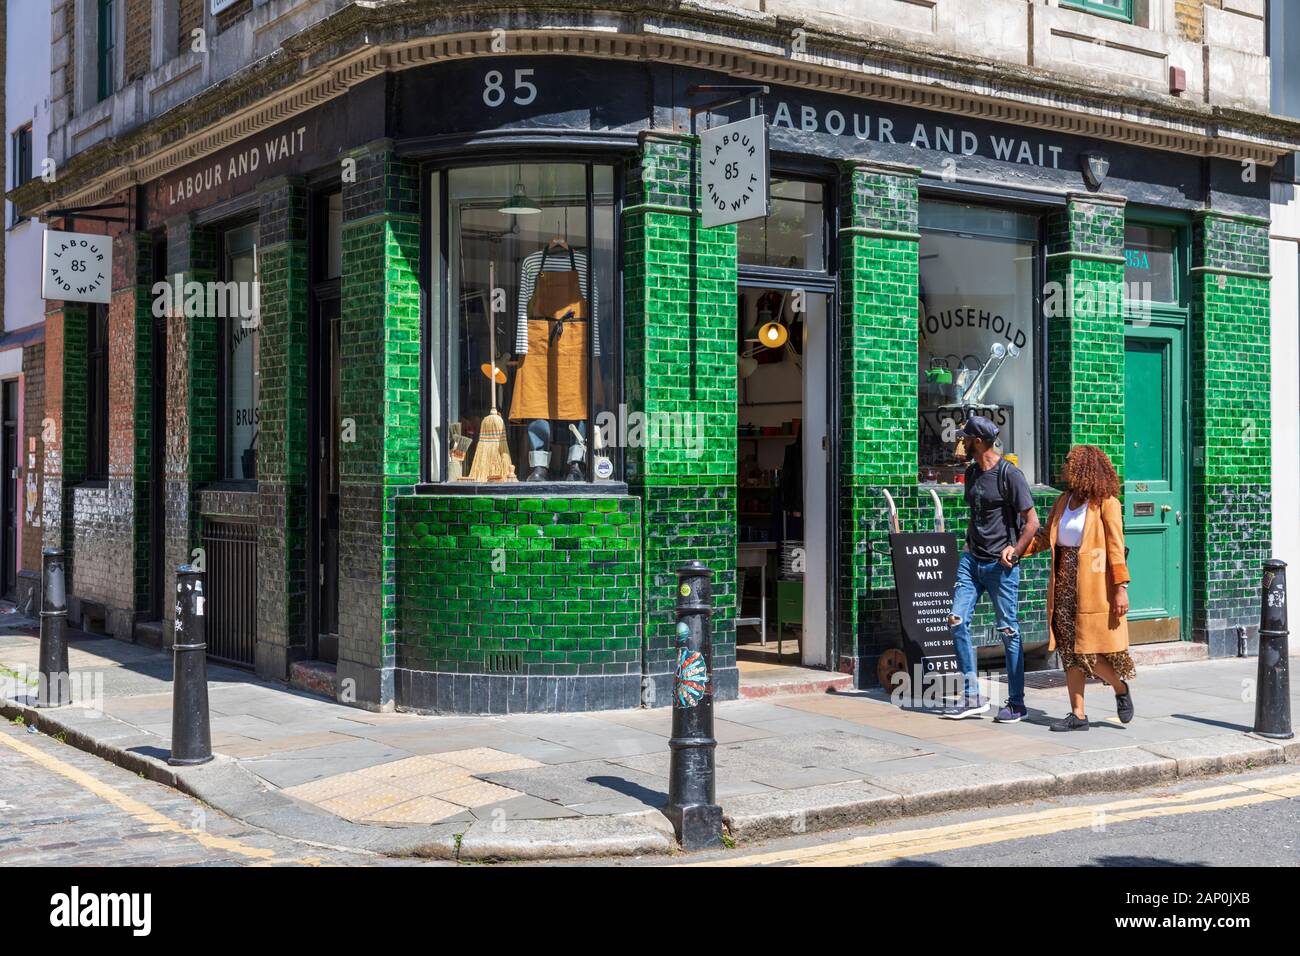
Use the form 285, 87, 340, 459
1, 379, 18, 600
149, 233, 167, 620
309, 190, 343, 664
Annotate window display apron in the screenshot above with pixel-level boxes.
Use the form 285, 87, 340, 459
509, 250, 590, 422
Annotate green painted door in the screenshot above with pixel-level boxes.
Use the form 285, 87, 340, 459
1123, 326, 1186, 642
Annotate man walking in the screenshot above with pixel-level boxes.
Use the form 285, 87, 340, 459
944, 416, 1039, 721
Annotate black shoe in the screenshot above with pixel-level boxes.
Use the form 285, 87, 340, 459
1115, 683, 1135, 724
525, 465, 549, 482
1050, 712, 1090, 732
563, 461, 585, 482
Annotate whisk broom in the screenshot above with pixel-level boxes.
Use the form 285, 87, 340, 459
468, 260, 514, 481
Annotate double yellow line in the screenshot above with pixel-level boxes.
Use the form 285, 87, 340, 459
0, 724, 325, 865
674, 772, 1300, 867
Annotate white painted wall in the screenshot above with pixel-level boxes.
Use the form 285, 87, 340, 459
1270, 178, 1300, 572
6, 0, 53, 334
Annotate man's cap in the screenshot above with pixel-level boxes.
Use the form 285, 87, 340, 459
961, 416, 1000, 442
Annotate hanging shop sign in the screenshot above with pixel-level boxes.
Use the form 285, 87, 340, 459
41, 230, 111, 304
889, 531, 961, 698
700, 114, 771, 228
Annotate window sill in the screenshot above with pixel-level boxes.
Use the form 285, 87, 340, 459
203, 479, 258, 493
415, 480, 629, 496
72, 479, 108, 489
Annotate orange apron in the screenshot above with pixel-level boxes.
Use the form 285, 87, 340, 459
509, 255, 590, 422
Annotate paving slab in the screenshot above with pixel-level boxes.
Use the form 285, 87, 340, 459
480, 759, 670, 809
1139, 734, 1286, 776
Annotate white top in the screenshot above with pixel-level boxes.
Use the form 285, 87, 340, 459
1057, 496, 1088, 548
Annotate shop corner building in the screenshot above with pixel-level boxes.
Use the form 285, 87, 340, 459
11, 0, 1300, 713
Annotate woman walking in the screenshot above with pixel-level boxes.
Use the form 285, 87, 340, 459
1024, 445, 1135, 731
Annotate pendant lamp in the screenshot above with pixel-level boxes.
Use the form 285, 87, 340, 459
500, 175, 540, 215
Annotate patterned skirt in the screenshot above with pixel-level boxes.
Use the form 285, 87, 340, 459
1053, 545, 1136, 681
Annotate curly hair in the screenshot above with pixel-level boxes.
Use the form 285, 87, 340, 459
1061, 445, 1120, 502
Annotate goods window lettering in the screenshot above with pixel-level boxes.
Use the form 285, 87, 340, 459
917, 202, 1040, 484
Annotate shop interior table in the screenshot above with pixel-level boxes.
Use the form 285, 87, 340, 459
736, 541, 776, 644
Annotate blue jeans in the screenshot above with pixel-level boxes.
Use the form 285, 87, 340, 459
949, 551, 1023, 707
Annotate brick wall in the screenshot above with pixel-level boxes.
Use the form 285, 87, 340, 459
124, 0, 151, 82
624, 132, 740, 705
336, 143, 421, 707
163, 217, 218, 633
394, 495, 643, 712
255, 177, 310, 679
1190, 210, 1271, 656
838, 161, 921, 683
178, 0, 202, 54
215, 0, 252, 32
1174, 0, 1221, 42
1045, 195, 1128, 482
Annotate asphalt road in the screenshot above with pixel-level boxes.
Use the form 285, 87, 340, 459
0, 718, 425, 867
3, 716, 1297, 868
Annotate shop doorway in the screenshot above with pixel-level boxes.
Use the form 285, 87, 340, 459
309, 191, 342, 664
735, 284, 831, 673
1122, 217, 1189, 644
1, 379, 17, 600
1123, 326, 1187, 642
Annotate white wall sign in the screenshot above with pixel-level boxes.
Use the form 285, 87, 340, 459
41, 230, 111, 304
701, 114, 770, 229
211, 0, 242, 14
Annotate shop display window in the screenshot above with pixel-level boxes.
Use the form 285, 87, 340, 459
431, 162, 617, 485
220, 222, 259, 482
917, 201, 1040, 484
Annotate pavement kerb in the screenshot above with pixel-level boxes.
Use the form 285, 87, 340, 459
4, 692, 1297, 859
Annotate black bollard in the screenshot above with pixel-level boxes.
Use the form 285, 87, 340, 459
34, 548, 70, 708
665, 561, 723, 849
1253, 559, 1292, 739
169, 565, 213, 765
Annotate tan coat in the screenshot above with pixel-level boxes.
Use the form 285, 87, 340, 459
1024, 493, 1131, 654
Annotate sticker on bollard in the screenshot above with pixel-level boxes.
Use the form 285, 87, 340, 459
1254, 559, 1292, 739
664, 561, 724, 850
169, 565, 214, 765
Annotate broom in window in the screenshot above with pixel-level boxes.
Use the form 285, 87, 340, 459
468, 260, 514, 481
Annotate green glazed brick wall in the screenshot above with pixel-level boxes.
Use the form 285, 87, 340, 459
1190, 211, 1271, 654
838, 163, 920, 678
255, 178, 310, 675
1045, 198, 1127, 482
394, 495, 642, 677
162, 218, 217, 626
129, 235, 154, 613
624, 133, 739, 700
337, 144, 422, 703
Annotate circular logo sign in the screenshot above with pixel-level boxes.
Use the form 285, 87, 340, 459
594, 456, 614, 480
42, 231, 112, 304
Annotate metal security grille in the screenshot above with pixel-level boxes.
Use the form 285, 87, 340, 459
201, 518, 257, 667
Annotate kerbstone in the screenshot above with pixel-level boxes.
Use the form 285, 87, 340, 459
1020, 747, 1177, 793
721, 781, 903, 841
457, 814, 674, 860
1141, 734, 1285, 776
864, 761, 1056, 813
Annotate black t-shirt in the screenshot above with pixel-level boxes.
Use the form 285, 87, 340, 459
963, 459, 1034, 562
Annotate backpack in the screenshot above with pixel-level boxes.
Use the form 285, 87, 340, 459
965, 457, 1025, 543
